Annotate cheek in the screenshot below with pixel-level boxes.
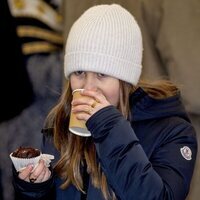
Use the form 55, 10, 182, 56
104, 85, 120, 107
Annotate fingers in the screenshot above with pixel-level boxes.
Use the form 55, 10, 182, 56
72, 96, 95, 108
82, 90, 109, 105
18, 164, 33, 181
72, 90, 108, 106
29, 160, 48, 183
71, 90, 110, 121
34, 166, 51, 183
18, 160, 51, 183
72, 104, 92, 115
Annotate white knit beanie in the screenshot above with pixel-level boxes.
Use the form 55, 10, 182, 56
64, 4, 143, 85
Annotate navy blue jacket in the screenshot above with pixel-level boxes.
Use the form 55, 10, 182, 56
13, 88, 197, 200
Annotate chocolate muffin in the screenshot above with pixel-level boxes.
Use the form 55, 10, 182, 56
12, 147, 40, 159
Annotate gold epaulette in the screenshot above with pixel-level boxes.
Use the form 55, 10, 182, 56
17, 26, 63, 44
8, 0, 63, 32
22, 41, 60, 55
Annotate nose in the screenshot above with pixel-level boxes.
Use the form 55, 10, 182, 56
83, 72, 97, 90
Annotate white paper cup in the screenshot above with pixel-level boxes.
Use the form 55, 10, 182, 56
10, 152, 54, 172
10, 152, 41, 172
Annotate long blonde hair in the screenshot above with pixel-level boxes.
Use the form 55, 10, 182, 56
45, 79, 178, 200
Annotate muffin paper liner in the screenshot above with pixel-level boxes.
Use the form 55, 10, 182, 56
10, 153, 55, 172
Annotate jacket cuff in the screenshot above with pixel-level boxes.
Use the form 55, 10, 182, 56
86, 106, 128, 141
12, 165, 55, 199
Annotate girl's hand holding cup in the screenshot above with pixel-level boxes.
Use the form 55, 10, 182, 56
69, 89, 110, 137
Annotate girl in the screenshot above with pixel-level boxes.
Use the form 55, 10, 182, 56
13, 4, 197, 200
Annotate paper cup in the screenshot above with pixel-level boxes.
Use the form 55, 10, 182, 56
10, 152, 55, 172
69, 89, 92, 137
10, 152, 41, 172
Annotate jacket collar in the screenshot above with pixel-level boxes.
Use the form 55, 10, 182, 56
129, 87, 190, 122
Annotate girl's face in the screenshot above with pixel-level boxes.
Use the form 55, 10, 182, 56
70, 71, 120, 106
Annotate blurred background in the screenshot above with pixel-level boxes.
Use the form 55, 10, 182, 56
0, 0, 199, 200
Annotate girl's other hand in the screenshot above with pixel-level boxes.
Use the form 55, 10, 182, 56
18, 159, 51, 183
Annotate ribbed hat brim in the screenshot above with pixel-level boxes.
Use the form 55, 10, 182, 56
64, 52, 142, 85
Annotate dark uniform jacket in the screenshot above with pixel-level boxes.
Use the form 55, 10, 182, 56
0, 0, 34, 122
13, 88, 197, 200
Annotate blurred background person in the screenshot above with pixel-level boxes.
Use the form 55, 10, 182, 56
0, 0, 63, 199
0, 0, 34, 198
0, 0, 34, 123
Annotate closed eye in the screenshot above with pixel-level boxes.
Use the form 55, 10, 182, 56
97, 73, 107, 78
73, 71, 85, 76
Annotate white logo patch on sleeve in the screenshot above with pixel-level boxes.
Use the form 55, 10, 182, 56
180, 146, 192, 160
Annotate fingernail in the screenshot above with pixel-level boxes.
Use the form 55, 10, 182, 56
28, 164, 33, 169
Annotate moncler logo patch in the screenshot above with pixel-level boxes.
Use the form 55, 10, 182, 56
180, 146, 192, 160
